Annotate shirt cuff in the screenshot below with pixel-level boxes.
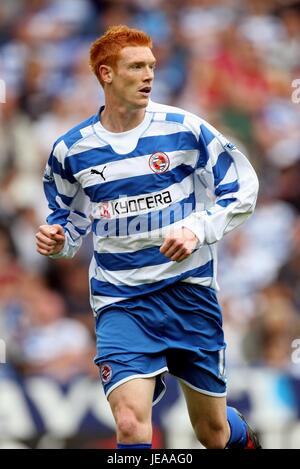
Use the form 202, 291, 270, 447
49, 238, 69, 259
181, 213, 206, 246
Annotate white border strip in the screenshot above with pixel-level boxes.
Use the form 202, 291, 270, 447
105, 367, 169, 406
178, 377, 227, 397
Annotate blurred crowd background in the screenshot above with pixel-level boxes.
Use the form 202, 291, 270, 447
1, 0, 300, 449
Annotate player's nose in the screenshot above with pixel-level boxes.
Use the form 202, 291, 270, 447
143, 65, 154, 82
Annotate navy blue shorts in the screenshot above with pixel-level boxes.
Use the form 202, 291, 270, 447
94, 282, 227, 405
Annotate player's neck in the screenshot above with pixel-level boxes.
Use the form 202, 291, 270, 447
100, 104, 146, 133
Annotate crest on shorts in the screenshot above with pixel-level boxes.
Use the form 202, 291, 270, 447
149, 152, 170, 173
100, 363, 112, 383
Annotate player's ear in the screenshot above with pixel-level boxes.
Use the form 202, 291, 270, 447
99, 65, 112, 84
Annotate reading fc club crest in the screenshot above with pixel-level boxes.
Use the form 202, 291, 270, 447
149, 152, 170, 173
100, 363, 112, 384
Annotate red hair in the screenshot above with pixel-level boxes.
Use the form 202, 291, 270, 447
89, 25, 152, 86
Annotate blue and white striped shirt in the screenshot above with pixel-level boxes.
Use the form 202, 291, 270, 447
43, 101, 259, 314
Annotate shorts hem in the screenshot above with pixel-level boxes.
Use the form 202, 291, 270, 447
105, 367, 169, 405
178, 377, 227, 397
153, 371, 168, 406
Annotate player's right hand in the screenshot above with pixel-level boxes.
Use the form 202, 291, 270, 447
35, 224, 65, 256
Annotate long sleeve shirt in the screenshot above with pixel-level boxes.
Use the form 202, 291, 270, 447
43, 100, 259, 315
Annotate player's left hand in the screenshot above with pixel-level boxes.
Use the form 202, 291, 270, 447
160, 227, 199, 262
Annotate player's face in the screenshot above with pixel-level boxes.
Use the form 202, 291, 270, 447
111, 46, 155, 109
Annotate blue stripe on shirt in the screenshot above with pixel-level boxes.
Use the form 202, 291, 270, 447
197, 137, 209, 168
215, 180, 240, 197
217, 198, 237, 208
85, 164, 194, 202
94, 245, 171, 271
200, 124, 215, 145
44, 180, 75, 208
51, 155, 77, 184
46, 209, 88, 238
66, 131, 198, 174
212, 151, 234, 187
46, 208, 69, 227
165, 113, 185, 124
91, 260, 213, 298
196, 124, 216, 168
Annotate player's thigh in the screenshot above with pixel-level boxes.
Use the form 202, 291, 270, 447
180, 380, 227, 431
108, 377, 156, 423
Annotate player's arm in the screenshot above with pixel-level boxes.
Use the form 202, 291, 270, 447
161, 122, 259, 262
181, 122, 259, 246
36, 141, 91, 258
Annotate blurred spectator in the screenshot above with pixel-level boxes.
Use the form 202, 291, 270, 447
10, 287, 96, 383
278, 216, 300, 309
242, 283, 300, 369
